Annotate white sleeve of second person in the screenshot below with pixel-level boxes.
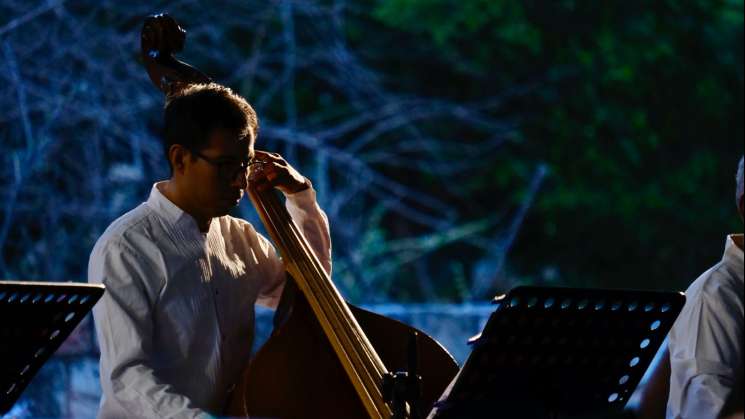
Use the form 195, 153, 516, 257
666, 276, 743, 419
89, 240, 213, 419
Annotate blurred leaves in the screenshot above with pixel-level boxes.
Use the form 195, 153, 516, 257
372, 0, 743, 291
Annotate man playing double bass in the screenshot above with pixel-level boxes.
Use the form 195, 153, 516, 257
88, 82, 332, 418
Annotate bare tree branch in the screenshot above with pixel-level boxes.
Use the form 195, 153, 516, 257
0, 0, 549, 301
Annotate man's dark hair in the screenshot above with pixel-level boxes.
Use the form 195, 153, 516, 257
163, 83, 258, 170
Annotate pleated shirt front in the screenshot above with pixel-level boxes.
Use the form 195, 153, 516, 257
89, 182, 331, 419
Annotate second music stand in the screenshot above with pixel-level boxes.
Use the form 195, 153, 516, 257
429, 286, 685, 419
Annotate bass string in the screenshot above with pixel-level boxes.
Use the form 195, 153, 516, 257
254, 188, 390, 416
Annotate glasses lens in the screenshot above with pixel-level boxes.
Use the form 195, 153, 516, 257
222, 160, 250, 180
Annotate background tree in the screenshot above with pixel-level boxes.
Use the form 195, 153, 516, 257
0, 0, 742, 304
375, 0, 744, 293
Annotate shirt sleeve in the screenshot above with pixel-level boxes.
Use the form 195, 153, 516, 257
89, 239, 214, 419
255, 186, 332, 308
666, 271, 744, 419
285, 186, 332, 275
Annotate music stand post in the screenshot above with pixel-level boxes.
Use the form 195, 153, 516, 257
429, 286, 685, 419
0, 281, 105, 415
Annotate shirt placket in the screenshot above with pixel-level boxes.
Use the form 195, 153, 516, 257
203, 232, 229, 347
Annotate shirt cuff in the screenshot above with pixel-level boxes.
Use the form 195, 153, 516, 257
285, 182, 317, 208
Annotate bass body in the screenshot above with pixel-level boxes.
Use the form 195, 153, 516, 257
227, 281, 459, 419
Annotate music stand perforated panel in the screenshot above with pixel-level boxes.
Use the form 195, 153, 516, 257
0, 281, 104, 414
431, 286, 685, 419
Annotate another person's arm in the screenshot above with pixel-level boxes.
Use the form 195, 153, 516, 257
667, 275, 743, 419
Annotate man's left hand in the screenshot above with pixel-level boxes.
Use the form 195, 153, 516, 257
248, 150, 310, 194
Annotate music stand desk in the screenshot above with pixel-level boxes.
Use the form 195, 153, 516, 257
429, 286, 685, 419
0, 280, 104, 414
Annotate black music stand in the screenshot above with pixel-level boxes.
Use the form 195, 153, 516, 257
0, 281, 105, 415
428, 286, 685, 419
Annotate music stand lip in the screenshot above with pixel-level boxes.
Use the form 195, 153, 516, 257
0, 280, 105, 415
1, 280, 104, 288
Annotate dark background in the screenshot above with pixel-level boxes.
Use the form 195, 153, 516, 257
1, 0, 742, 303
1, 1, 743, 418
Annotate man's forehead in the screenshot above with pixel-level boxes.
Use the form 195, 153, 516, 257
206, 128, 254, 152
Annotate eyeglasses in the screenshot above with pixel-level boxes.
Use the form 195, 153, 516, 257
190, 149, 263, 181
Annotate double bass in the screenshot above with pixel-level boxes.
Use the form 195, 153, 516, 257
140, 14, 459, 418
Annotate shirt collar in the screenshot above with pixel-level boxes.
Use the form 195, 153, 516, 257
146, 182, 203, 233
723, 234, 744, 280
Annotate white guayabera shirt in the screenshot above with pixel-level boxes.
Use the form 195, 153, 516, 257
667, 234, 744, 419
89, 182, 332, 419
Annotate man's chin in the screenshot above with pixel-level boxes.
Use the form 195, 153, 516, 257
214, 199, 241, 216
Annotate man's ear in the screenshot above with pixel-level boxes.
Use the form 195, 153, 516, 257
168, 144, 190, 174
